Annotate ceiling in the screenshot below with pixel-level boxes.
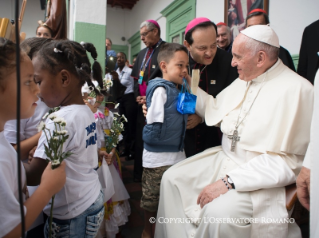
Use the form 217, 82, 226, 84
107, 0, 139, 10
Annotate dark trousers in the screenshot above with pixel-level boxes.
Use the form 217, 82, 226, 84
134, 105, 145, 180
118, 93, 137, 156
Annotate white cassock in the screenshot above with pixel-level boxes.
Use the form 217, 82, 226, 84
155, 59, 313, 238
303, 68, 319, 238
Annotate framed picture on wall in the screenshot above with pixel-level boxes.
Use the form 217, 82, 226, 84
224, 0, 269, 39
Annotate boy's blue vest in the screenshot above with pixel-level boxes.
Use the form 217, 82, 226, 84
143, 78, 188, 152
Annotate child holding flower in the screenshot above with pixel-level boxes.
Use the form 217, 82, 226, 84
26, 40, 105, 237
0, 38, 66, 237
82, 83, 131, 238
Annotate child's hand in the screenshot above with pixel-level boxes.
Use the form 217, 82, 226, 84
40, 161, 66, 196
142, 103, 148, 118
98, 150, 108, 163
105, 152, 115, 166
28, 145, 37, 164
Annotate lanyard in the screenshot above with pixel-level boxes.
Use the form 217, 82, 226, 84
140, 39, 162, 71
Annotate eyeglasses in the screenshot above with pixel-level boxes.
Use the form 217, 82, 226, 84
140, 29, 154, 37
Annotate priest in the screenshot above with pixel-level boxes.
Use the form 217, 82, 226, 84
131, 20, 165, 181
155, 25, 313, 238
183, 18, 238, 157
296, 69, 319, 237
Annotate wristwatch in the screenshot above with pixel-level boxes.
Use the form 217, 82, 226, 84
227, 176, 235, 189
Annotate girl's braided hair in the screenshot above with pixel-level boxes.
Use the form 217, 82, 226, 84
35, 39, 105, 95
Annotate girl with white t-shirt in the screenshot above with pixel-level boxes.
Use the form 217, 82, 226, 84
0, 38, 66, 237
27, 40, 106, 237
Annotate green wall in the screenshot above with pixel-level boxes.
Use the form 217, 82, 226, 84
74, 22, 106, 74
112, 44, 129, 59
161, 0, 196, 44
128, 31, 141, 63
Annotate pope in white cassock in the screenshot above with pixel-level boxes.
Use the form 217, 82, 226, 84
155, 25, 313, 238
297, 68, 319, 238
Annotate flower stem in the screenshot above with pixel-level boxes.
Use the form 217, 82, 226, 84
49, 194, 55, 238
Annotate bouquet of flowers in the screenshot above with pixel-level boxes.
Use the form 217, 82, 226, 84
37, 111, 72, 238
88, 76, 113, 99
104, 111, 127, 153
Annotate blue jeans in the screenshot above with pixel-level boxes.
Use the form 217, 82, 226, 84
44, 191, 104, 238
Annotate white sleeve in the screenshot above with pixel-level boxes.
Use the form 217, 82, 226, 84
195, 87, 214, 120
4, 119, 28, 144
146, 87, 167, 124
0, 165, 27, 237
227, 153, 298, 191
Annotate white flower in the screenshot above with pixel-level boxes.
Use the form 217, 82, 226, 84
37, 121, 46, 132
53, 136, 59, 140
113, 117, 117, 121
112, 143, 116, 147
122, 114, 128, 122
53, 117, 63, 123
48, 114, 56, 120
42, 112, 49, 120
60, 119, 67, 126
113, 112, 120, 117
51, 160, 61, 166
110, 129, 114, 133
61, 130, 68, 135
114, 103, 120, 109
109, 80, 113, 87
120, 123, 123, 129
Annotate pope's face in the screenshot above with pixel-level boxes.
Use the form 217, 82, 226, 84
184, 26, 217, 65
231, 34, 260, 81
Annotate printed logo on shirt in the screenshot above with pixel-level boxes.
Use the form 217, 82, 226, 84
85, 122, 97, 148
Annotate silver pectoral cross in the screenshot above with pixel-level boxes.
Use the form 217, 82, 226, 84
228, 129, 240, 152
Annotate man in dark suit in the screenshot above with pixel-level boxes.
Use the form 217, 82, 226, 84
183, 18, 238, 157
131, 20, 165, 182
297, 19, 319, 84
246, 8, 296, 72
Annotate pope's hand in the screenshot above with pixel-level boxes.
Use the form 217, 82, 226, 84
142, 103, 148, 118
197, 178, 229, 208
296, 166, 310, 211
186, 114, 202, 129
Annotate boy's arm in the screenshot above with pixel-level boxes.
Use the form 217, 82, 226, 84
4, 162, 66, 238
146, 87, 167, 124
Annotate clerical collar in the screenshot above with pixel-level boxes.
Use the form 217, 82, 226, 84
149, 39, 162, 49
225, 42, 232, 53
252, 59, 280, 83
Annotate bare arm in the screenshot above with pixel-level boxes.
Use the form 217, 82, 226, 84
12, 132, 41, 161
23, 157, 48, 186
4, 162, 66, 238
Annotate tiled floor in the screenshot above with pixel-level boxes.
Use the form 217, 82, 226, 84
117, 157, 144, 238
